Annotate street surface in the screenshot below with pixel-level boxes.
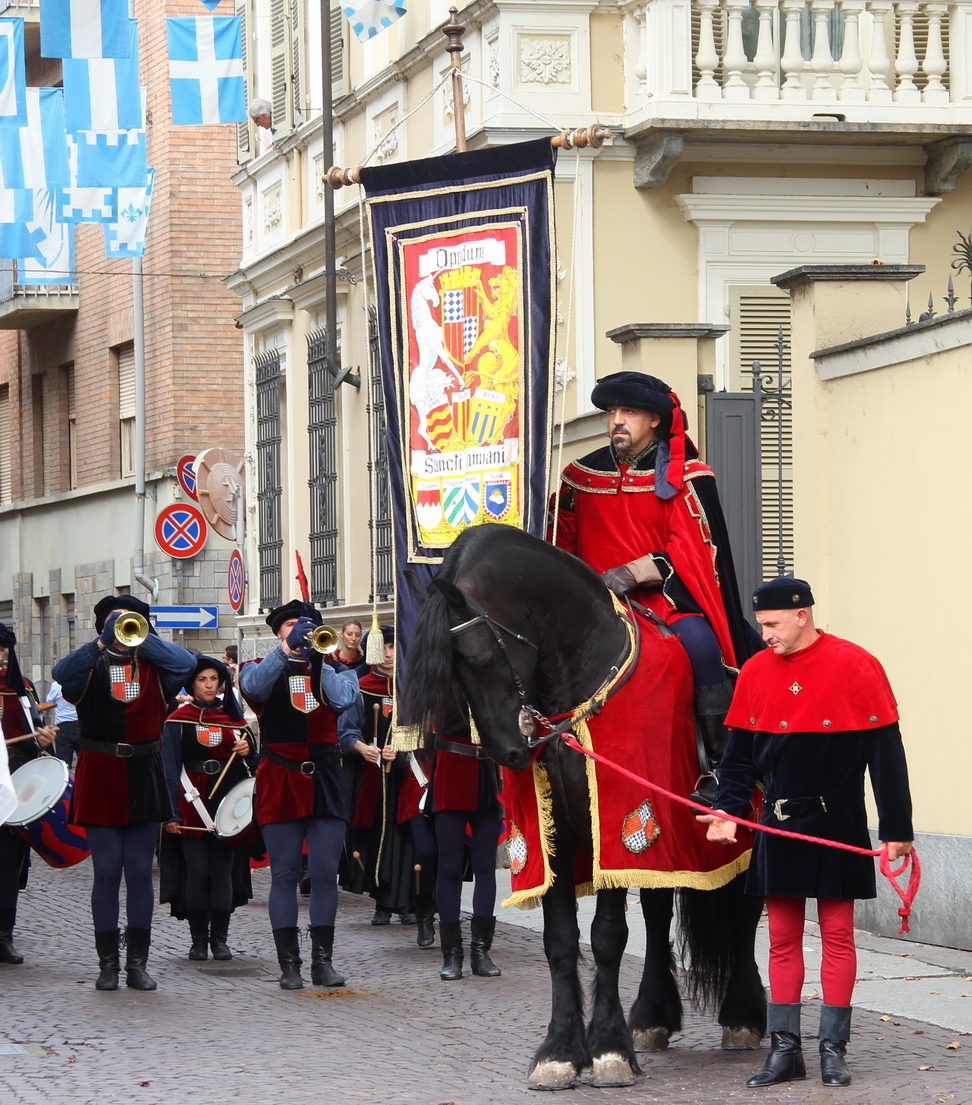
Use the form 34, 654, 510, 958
1, 860, 970, 1104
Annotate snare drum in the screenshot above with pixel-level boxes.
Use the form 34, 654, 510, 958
214, 778, 262, 852
7, 757, 90, 868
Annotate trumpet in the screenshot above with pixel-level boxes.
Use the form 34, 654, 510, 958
304, 625, 339, 654
114, 611, 150, 648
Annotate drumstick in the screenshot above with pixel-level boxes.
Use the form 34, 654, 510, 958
175, 824, 214, 832
5, 726, 60, 746
208, 750, 239, 800
414, 863, 421, 896
375, 703, 392, 774
352, 850, 365, 871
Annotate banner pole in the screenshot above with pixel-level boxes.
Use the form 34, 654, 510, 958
132, 257, 158, 605
443, 8, 467, 152
320, 0, 339, 384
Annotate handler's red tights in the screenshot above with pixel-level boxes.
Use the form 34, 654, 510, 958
766, 896, 857, 1007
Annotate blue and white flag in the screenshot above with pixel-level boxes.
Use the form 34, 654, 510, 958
10, 189, 75, 282
74, 127, 146, 189
342, 0, 407, 42
167, 16, 245, 125
63, 19, 141, 132
103, 166, 154, 257
0, 20, 27, 127
0, 87, 69, 192
55, 133, 115, 222
199, 0, 224, 8
40, 0, 130, 59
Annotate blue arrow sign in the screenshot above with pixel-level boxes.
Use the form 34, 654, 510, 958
150, 605, 219, 629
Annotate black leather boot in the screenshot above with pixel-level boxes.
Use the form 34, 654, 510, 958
0, 908, 23, 964
124, 927, 158, 991
371, 907, 392, 925
209, 910, 232, 961
746, 1003, 805, 1087
309, 925, 346, 987
818, 1005, 852, 1086
94, 929, 120, 990
187, 912, 209, 961
272, 927, 304, 990
688, 680, 734, 808
415, 894, 436, 949
470, 915, 501, 977
439, 920, 463, 980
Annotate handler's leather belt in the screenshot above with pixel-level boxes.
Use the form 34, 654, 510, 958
435, 738, 490, 760
184, 759, 225, 774
81, 738, 162, 758
766, 781, 863, 822
261, 743, 339, 776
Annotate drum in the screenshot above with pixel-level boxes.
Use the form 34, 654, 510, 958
214, 778, 262, 852
7, 757, 90, 868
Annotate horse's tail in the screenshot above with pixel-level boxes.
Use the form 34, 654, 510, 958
399, 579, 458, 730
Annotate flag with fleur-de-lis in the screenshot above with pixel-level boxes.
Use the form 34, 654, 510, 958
103, 166, 154, 257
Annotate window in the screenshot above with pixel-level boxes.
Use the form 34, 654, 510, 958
0, 385, 11, 504
37, 595, 50, 696
255, 347, 283, 610
31, 374, 45, 498
307, 328, 339, 604
62, 592, 76, 653
116, 342, 135, 478
236, 0, 252, 162
61, 362, 76, 490
368, 308, 393, 600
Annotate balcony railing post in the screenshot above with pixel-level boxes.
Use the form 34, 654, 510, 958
922, 1, 949, 103
722, 0, 752, 99
893, 0, 921, 102
753, 0, 782, 99
694, 0, 723, 99
809, 0, 837, 100
839, 0, 867, 99
865, 0, 894, 99
780, 0, 809, 98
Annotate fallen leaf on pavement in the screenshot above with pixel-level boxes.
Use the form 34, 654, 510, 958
947, 1041, 961, 1050
914, 1030, 925, 1035
919, 1065, 934, 1071
880, 1015, 891, 1022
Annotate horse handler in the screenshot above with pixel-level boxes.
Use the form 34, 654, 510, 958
697, 578, 913, 1088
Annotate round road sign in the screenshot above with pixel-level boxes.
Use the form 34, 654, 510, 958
227, 550, 245, 612
155, 503, 208, 559
176, 455, 199, 501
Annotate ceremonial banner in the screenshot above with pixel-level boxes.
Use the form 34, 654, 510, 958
0, 20, 27, 128
62, 19, 141, 132
361, 139, 556, 658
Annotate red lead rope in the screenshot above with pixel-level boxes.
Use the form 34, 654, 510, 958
560, 732, 921, 933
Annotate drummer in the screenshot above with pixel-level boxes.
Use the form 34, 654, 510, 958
161, 656, 255, 962
52, 596, 196, 992
238, 600, 361, 990
0, 623, 56, 965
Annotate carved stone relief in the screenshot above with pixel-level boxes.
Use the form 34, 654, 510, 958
519, 37, 571, 84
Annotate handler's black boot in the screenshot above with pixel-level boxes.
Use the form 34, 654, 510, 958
746, 1003, 805, 1087
470, 915, 502, 977
94, 929, 120, 990
0, 908, 24, 964
124, 927, 158, 991
371, 907, 392, 925
688, 680, 734, 808
209, 910, 232, 961
439, 920, 463, 980
187, 912, 209, 961
309, 925, 345, 987
818, 1005, 852, 1086
415, 893, 436, 949
272, 927, 304, 990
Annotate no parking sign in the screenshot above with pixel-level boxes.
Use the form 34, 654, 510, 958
155, 504, 208, 559
227, 549, 245, 612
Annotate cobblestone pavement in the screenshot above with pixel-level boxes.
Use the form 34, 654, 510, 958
1, 861, 970, 1105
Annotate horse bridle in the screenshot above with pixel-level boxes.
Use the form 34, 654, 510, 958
449, 592, 641, 750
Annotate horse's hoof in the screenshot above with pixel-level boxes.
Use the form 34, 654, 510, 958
527, 1061, 578, 1091
722, 1026, 762, 1050
589, 1054, 637, 1088
632, 1027, 670, 1052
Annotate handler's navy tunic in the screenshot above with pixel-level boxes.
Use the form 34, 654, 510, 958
715, 629, 913, 900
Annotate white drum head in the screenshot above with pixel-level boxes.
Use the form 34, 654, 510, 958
215, 777, 256, 837
7, 757, 70, 826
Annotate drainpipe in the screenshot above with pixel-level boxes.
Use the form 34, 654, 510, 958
132, 257, 158, 602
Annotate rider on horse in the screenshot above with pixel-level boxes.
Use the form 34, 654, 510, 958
549, 370, 755, 803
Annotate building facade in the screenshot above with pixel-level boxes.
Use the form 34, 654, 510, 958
0, 0, 245, 691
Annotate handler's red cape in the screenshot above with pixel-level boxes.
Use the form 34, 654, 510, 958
500, 605, 752, 908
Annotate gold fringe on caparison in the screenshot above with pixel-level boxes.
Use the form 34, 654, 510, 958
501, 760, 557, 909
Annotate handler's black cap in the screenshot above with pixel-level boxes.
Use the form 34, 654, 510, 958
752, 578, 815, 611
94, 594, 151, 633
265, 599, 322, 635
591, 371, 682, 421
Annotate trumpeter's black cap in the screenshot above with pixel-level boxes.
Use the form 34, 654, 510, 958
265, 599, 322, 635
93, 595, 151, 633
752, 578, 815, 611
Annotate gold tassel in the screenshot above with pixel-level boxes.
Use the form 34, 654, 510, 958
365, 611, 384, 665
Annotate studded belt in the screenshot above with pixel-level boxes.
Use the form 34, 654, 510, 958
261, 744, 339, 776
80, 738, 162, 758
765, 781, 863, 822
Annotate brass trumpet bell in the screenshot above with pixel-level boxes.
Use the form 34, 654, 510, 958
305, 625, 339, 654
114, 611, 150, 648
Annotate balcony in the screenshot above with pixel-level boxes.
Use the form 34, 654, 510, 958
0, 264, 78, 329
624, 0, 972, 171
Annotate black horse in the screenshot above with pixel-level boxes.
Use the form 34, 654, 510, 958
402, 523, 765, 1090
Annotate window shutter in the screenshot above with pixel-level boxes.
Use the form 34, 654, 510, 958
728, 287, 793, 581
117, 343, 136, 420
0, 385, 10, 504
236, 0, 252, 161
330, 4, 346, 93
270, 0, 289, 130
291, 0, 305, 124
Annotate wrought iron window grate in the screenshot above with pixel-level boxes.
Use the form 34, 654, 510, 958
307, 327, 339, 604
369, 308, 393, 600
255, 348, 283, 610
